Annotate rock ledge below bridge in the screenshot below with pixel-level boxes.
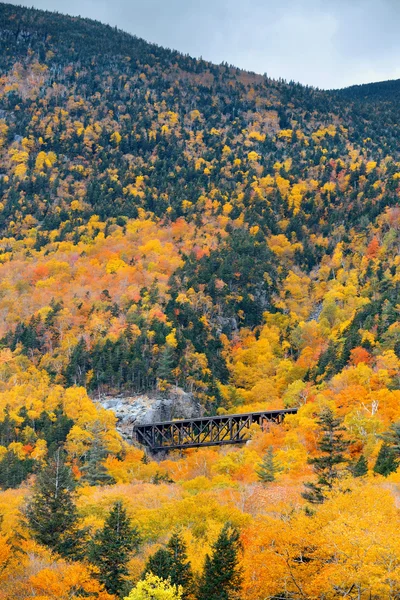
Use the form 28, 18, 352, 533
97, 387, 202, 442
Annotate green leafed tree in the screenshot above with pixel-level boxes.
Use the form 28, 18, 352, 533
197, 523, 243, 600
81, 422, 115, 487
144, 532, 193, 599
380, 422, 400, 453
25, 449, 84, 559
349, 454, 368, 478
0, 450, 35, 490
373, 443, 398, 477
256, 446, 278, 483
157, 344, 176, 384
144, 548, 172, 582
302, 407, 349, 504
89, 500, 141, 596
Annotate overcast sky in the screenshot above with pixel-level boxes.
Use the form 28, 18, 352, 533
6, 0, 400, 89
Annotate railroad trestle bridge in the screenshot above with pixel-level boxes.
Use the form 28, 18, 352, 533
133, 408, 298, 452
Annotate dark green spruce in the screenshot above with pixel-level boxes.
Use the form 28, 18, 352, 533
0, 449, 35, 490
81, 422, 115, 487
372, 421, 400, 477
302, 408, 348, 504
89, 500, 141, 596
380, 422, 400, 454
349, 454, 368, 478
197, 523, 243, 600
144, 531, 193, 599
256, 446, 278, 483
25, 449, 83, 559
373, 443, 398, 477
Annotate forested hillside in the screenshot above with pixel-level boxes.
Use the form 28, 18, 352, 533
0, 3, 400, 599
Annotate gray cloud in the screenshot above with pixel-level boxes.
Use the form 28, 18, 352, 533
5, 0, 400, 88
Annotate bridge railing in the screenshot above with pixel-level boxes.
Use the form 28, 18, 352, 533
133, 408, 298, 452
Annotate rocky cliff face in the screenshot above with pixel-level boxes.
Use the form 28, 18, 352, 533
98, 387, 202, 441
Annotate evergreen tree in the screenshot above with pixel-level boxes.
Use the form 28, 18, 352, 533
373, 443, 398, 477
144, 532, 193, 599
25, 449, 83, 559
33, 406, 74, 455
166, 533, 193, 597
0, 450, 35, 490
256, 446, 278, 483
144, 547, 172, 582
380, 421, 400, 453
302, 408, 348, 504
197, 523, 243, 600
314, 340, 338, 379
349, 454, 368, 478
89, 500, 141, 596
0, 406, 18, 446
64, 337, 90, 386
81, 423, 115, 486
152, 471, 174, 485
157, 344, 175, 384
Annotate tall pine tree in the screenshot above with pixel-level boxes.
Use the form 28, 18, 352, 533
81, 422, 115, 487
381, 421, 400, 453
197, 523, 242, 600
157, 344, 176, 384
25, 449, 83, 559
0, 449, 35, 489
89, 500, 141, 596
302, 408, 348, 504
349, 454, 368, 478
144, 547, 171, 581
373, 443, 398, 477
144, 532, 193, 599
256, 446, 278, 483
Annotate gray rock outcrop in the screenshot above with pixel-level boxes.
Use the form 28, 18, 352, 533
97, 387, 202, 441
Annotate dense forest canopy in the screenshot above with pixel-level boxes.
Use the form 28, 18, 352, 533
0, 3, 400, 599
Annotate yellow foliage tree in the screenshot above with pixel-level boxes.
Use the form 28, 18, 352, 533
124, 574, 182, 600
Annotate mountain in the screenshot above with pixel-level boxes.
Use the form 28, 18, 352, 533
0, 3, 400, 599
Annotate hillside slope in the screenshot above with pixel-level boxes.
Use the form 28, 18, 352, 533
0, 3, 400, 599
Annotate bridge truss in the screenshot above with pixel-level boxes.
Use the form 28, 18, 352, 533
133, 408, 298, 452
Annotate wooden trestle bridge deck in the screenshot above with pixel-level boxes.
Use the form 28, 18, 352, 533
133, 408, 298, 452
